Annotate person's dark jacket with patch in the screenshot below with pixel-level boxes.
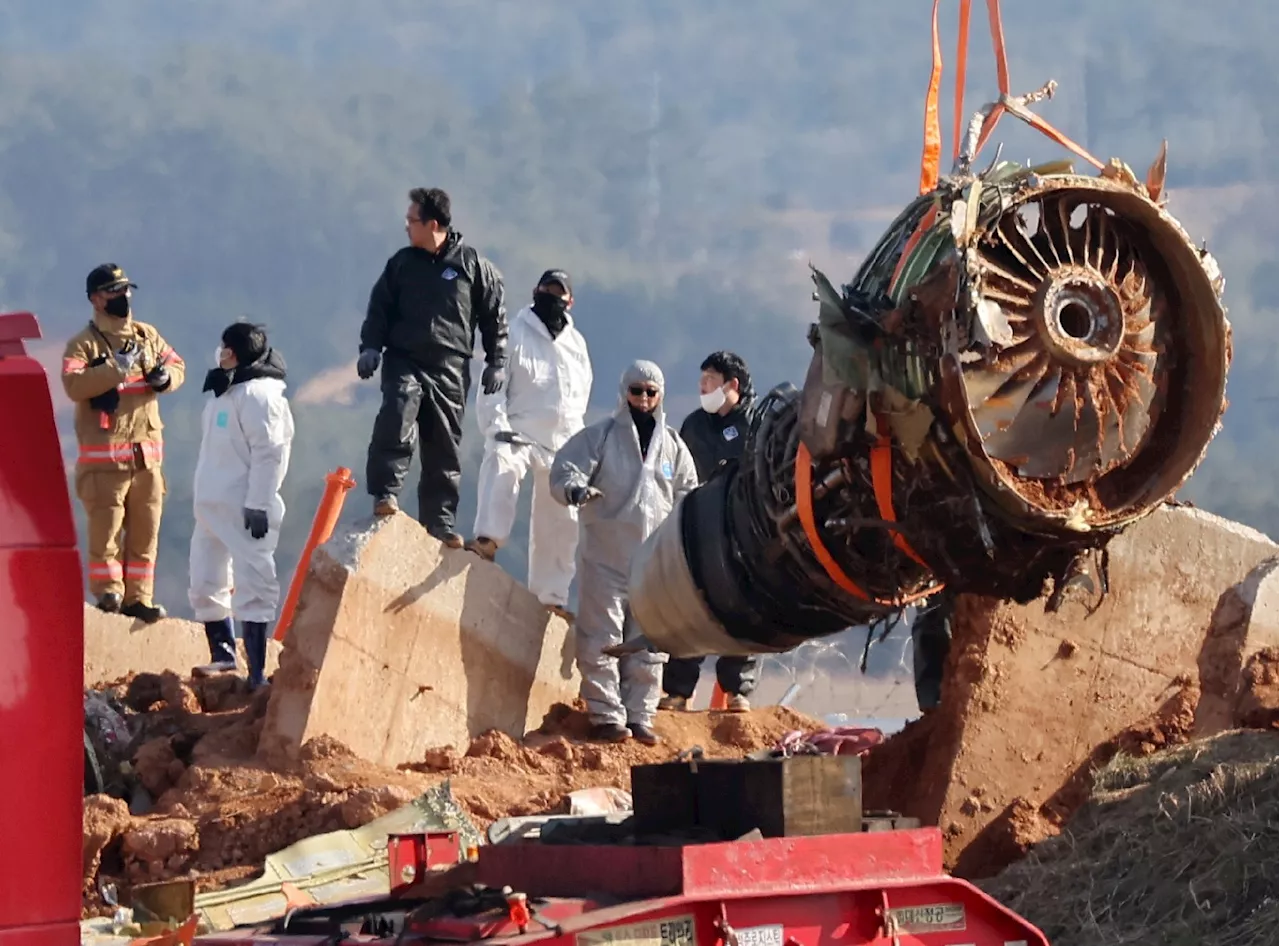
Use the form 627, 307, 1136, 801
678, 399, 754, 481
359, 231, 508, 368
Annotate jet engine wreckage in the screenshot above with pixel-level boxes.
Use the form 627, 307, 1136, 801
628, 87, 1232, 660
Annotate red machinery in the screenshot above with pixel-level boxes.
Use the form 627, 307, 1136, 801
194, 829, 1048, 945
0, 313, 85, 946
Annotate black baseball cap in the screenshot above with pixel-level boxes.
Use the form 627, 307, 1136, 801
536, 269, 573, 296
86, 263, 137, 296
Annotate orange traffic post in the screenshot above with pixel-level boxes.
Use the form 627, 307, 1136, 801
710, 681, 729, 711
274, 466, 357, 642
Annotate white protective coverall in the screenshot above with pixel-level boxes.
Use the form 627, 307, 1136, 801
474, 304, 592, 606
189, 360, 295, 624
550, 361, 699, 728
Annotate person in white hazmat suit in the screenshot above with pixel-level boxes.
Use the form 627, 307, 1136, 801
550, 360, 698, 746
189, 322, 295, 688
469, 270, 592, 619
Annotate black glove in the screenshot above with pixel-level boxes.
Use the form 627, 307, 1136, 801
356, 348, 381, 380
145, 364, 171, 392
89, 387, 120, 415
567, 485, 603, 506
494, 430, 533, 446
481, 361, 506, 395
243, 508, 269, 540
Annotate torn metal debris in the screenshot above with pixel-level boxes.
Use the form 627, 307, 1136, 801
628, 109, 1230, 660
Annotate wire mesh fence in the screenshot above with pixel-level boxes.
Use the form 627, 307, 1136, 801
688, 607, 927, 731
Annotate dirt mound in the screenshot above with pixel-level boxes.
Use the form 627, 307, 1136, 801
82, 684, 820, 916
981, 731, 1279, 946
863, 675, 1208, 880
1236, 646, 1279, 729
405, 702, 822, 828
861, 554, 1280, 882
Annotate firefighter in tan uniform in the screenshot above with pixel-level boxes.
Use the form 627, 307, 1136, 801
62, 264, 186, 622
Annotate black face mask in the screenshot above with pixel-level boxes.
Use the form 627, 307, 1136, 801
104, 295, 131, 318
531, 292, 569, 335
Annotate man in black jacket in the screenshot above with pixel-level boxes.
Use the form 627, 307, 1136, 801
658, 351, 760, 713
357, 187, 508, 547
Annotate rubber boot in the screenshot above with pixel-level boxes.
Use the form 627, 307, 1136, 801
911, 595, 953, 713
194, 618, 238, 676
243, 621, 269, 689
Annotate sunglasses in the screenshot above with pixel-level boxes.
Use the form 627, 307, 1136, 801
628, 385, 660, 397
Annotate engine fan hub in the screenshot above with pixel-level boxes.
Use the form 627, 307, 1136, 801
1034, 267, 1125, 367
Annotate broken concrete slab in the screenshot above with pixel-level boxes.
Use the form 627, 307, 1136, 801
84, 606, 282, 686
862, 504, 1279, 878
257, 512, 579, 768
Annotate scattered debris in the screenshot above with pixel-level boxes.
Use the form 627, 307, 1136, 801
80, 673, 823, 918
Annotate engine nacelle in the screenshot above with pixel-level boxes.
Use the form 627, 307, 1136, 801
630, 164, 1231, 658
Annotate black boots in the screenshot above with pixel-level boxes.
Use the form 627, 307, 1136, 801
243, 621, 268, 689
193, 618, 269, 689
194, 619, 238, 677
96, 592, 123, 613
121, 601, 167, 624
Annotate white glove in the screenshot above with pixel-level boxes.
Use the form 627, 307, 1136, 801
114, 344, 141, 372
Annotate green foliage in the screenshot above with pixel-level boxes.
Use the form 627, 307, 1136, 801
8, 0, 1275, 610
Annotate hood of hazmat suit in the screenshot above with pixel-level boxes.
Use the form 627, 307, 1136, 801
475, 305, 593, 454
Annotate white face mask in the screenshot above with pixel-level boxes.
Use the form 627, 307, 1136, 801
700, 385, 728, 414
213, 346, 230, 369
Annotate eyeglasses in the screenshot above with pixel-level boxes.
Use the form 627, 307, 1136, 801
628, 385, 660, 398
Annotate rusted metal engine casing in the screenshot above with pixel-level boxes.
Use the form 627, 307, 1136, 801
629, 163, 1231, 658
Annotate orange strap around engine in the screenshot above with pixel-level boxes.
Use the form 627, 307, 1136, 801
796, 441, 872, 602
870, 434, 933, 570
889, 203, 938, 290
795, 442, 944, 606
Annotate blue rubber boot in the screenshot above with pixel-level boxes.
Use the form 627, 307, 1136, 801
195, 618, 238, 676
243, 621, 269, 689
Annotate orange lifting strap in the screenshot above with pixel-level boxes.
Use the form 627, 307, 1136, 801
870, 433, 933, 571
794, 442, 941, 607
917, 0, 1102, 198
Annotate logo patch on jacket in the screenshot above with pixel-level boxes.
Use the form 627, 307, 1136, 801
661, 460, 674, 480
723, 426, 740, 442
441, 267, 459, 281
216, 411, 229, 428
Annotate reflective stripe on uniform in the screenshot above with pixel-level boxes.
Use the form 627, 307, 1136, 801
125, 562, 155, 578
118, 376, 151, 396
63, 357, 88, 373
88, 561, 124, 580
79, 444, 134, 464
77, 441, 165, 464
159, 346, 183, 366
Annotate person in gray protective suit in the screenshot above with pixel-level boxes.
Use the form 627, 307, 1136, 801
550, 360, 699, 746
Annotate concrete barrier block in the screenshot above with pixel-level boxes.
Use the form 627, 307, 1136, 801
84, 607, 282, 686
258, 512, 579, 767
